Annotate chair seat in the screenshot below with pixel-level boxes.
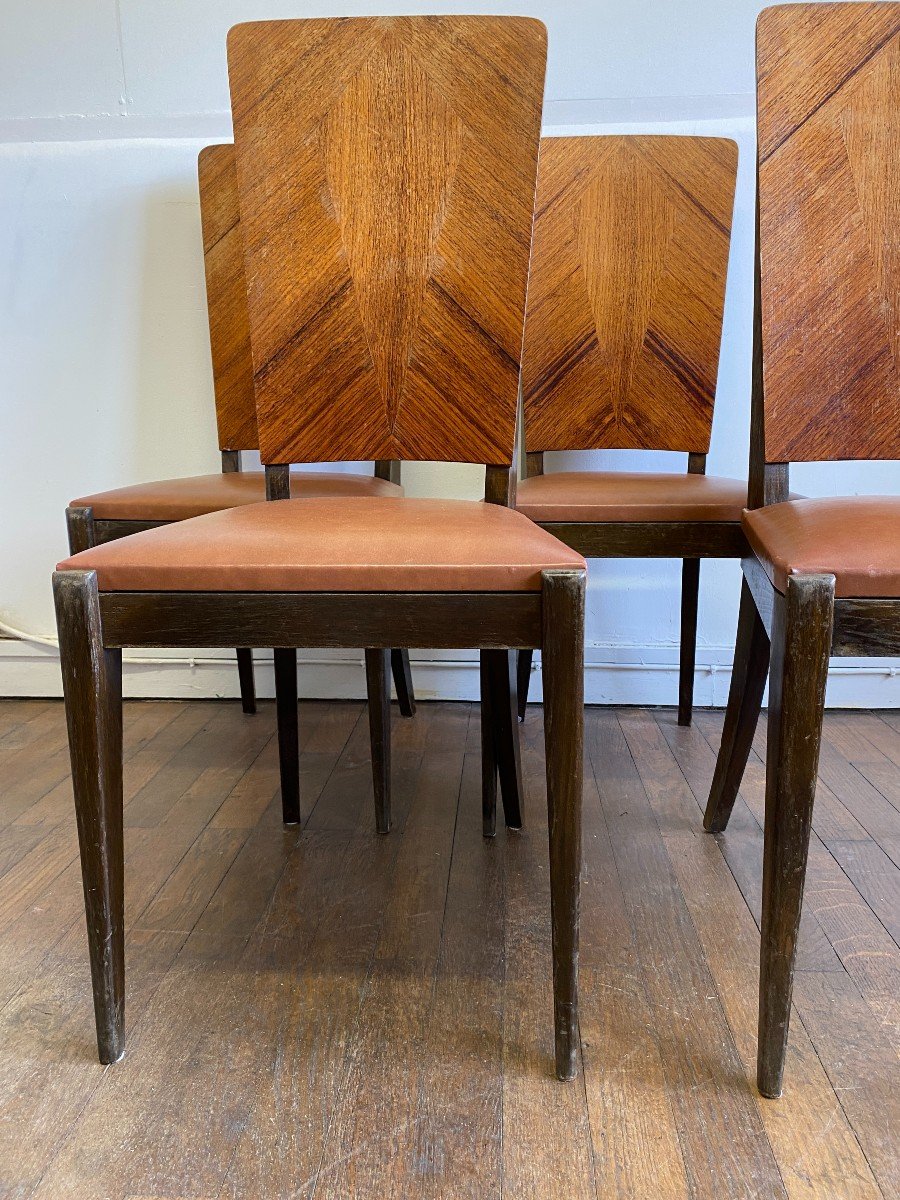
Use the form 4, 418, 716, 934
69, 472, 402, 521
515, 471, 747, 523
743, 497, 900, 597
57, 498, 587, 593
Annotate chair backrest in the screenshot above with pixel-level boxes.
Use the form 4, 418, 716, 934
198, 144, 258, 454
521, 135, 737, 456
757, 2, 900, 465
226, 16, 546, 469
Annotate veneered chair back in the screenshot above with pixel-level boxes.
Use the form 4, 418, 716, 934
522, 135, 737, 455
226, 16, 546, 469
198, 144, 258, 454
757, 2, 900, 464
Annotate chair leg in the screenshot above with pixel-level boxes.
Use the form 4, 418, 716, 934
53, 570, 124, 1065
541, 569, 585, 1081
517, 648, 533, 721
235, 648, 257, 714
273, 648, 301, 826
365, 649, 392, 834
703, 578, 770, 833
758, 573, 834, 1099
487, 650, 524, 830
678, 558, 700, 726
390, 648, 416, 718
480, 651, 498, 838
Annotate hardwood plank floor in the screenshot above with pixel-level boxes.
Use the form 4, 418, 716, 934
0, 698, 898, 1200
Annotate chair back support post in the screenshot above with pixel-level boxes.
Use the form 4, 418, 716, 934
687, 453, 707, 476
374, 460, 401, 486
265, 464, 291, 501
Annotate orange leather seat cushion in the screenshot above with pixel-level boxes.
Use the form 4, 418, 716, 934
516, 471, 747, 523
69, 472, 402, 521
743, 497, 900, 597
57, 498, 587, 593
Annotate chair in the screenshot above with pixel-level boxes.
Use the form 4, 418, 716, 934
514, 134, 740, 726
65, 142, 416, 719
703, 1, 900, 1098
53, 14, 589, 1080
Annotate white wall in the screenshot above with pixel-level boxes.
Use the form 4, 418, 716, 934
1, 0, 897, 705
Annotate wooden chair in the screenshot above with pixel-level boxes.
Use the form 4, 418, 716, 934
514, 134, 740, 726
65, 142, 416, 719
53, 14, 588, 1080
703, 1, 900, 1098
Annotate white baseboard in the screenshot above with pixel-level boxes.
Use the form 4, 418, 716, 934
2, 640, 897, 708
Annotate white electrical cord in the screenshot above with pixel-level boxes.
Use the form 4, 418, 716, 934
0, 619, 58, 648
1, 618, 897, 677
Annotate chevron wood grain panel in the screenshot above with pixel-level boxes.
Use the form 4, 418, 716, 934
522, 135, 737, 455
227, 16, 546, 467
198, 144, 258, 453
758, 3, 900, 463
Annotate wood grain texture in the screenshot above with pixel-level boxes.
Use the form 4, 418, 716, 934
758, 3, 900, 462
198, 144, 258, 453
2, 699, 899, 1197
522, 135, 737, 453
227, 16, 546, 466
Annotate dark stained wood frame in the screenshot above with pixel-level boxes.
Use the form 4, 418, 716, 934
54, 564, 585, 1080
516, 450, 746, 727
702, 180, 900, 1098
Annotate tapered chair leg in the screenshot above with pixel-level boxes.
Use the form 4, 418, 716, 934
487, 650, 524, 830
541, 569, 585, 1081
273, 648, 301, 825
517, 648, 533, 721
53, 570, 125, 1065
703, 578, 771, 832
390, 648, 416, 718
758, 573, 834, 1098
678, 558, 700, 726
480, 651, 499, 838
235, 648, 257, 714
365, 648, 392, 834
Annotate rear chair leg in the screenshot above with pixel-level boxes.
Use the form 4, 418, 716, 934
366, 649, 392, 834
480, 651, 498, 838
758, 573, 834, 1098
704, 578, 770, 832
517, 648, 533, 721
53, 570, 124, 1064
487, 650, 524, 829
541, 570, 585, 1081
390, 648, 416, 717
678, 558, 700, 726
236, 648, 257, 714
273, 648, 301, 825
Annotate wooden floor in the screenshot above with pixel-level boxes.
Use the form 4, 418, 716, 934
0, 698, 898, 1199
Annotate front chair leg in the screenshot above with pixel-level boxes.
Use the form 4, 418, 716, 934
758, 573, 834, 1098
541, 569, 586, 1081
516, 648, 533, 721
273, 648, 301, 825
53, 570, 125, 1064
365, 649, 392, 834
390, 648, 416, 718
678, 558, 701, 726
704, 577, 770, 832
235, 648, 257, 714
